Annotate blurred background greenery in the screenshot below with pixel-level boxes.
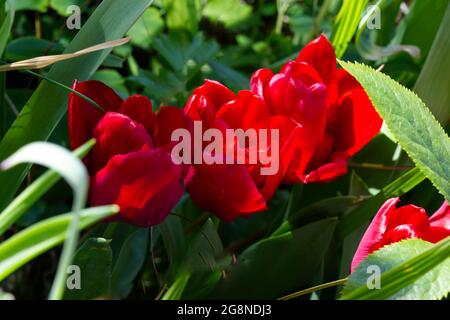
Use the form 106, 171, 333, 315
0, 0, 448, 299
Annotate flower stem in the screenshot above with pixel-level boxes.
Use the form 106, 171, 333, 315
278, 278, 348, 300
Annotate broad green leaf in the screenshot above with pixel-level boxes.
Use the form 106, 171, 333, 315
127, 7, 163, 49
0, 0, 153, 211
414, 4, 450, 124
160, 215, 187, 276
203, 0, 252, 28
0, 205, 119, 282
0, 139, 95, 236
110, 228, 149, 299
273, 196, 363, 237
337, 168, 425, 239
210, 218, 337, 299
64, 238, 113, 300
339, 61, 450, 200
394, 0, 448, 63
331, 0, 368, 58
184, 218, 224, 273
341, 238, 450, 300
5, 37, 64, 61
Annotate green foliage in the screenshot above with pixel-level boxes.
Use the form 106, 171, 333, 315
339, 61, 450, 200
0, 0, 153, 211
341, 238, 450, 300
211, 218, 337, 299
0, 205, 118, 282
64, 238, 113, 300
203, 0, 252, 28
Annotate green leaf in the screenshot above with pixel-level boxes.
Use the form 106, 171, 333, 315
161, 0, 201, 35
91, 69, 128, 98
64, 238, 113, 300
203, 0, 252, 28
394, 0, 449, 63
341, 238, 450, 300
0, 205, 118, 283
210, 218, 337, 299
5, 37, 64, 61
414, 5, 450, 124
15, 0, 48, 12
331, 0, 368, 58
273, 196, 362, 237
337, 168, 426, 239
49, 0, 83, 16
0, 0, 14, 58
110, 228, 149, 299
0, 141, 89, 299
127, 7, 164, 49
0, 0, 153, 211
339, 61, 450, 200
0, 139, 95, 236
160, 215, 187, 276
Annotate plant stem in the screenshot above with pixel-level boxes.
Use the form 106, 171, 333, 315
278, 278, 348, 300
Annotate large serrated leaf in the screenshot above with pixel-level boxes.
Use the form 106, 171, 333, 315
339, 60, 450, 200
210, 218, 338, 299
341, 238, 450, 300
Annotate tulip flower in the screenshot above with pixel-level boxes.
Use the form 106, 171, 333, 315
68, 80, 190, 227
250, 35, 382, 183
351, 198, 450, 272
184, 80, 301, 221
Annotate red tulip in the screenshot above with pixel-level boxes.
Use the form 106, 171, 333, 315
68, 80, 190, 227
250, 35, 382, 183
184, 80, 300, 221
351, 198, 450, 272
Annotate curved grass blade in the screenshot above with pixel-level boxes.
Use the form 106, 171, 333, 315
0, 141, 89, 299
0, 139, 95, 236
0, 205, 119, 283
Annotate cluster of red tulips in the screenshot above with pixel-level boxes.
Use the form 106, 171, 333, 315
67, 35, 449, 269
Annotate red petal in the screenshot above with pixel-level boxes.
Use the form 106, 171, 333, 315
189, 80, 236, 112
68, 80, 123, 150
422, 226, 450, 243
153, 106, 193, 148
215, 91, 271, 130
429, 200, 450, 229
351, 198, 400, 272
90, 112, 153, 174
281, 61, 323, 86
300, 157, 348, 183
332, 88, 382, 157
267, 73, 309, 115
119, 95, 155, 133
258, 115, 302, 199
185, 163, 267, 221
90, 149, 183, 227
296, 35, 336, 86
250, 68, 274, 106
